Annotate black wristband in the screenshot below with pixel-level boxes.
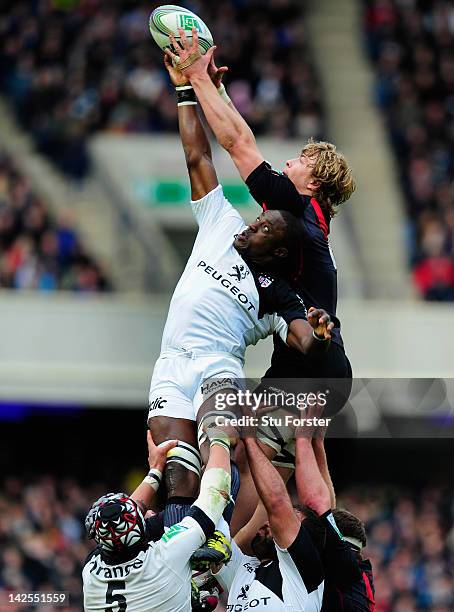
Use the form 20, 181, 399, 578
176, 85, 197, 106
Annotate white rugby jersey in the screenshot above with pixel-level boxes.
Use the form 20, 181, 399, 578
160, 185, 301, 362
216, 525, 324, 612
83, 516, 204, 611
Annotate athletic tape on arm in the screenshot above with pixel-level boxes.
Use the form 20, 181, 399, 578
166, 441, 202, 476
192, 467, 231, 525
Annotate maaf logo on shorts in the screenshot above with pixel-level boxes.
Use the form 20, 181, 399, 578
149, 396, 167, 411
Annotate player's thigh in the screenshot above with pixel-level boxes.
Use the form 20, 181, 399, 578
148, 415, 199, 497
196, 388, 240, 465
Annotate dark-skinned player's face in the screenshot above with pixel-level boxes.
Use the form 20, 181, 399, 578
234, 210, 287, 260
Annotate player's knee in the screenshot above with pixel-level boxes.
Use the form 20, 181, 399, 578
165, 441, 202, 498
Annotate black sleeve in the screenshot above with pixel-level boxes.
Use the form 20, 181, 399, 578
286, 523, 324, 593
146, 513, 165, 542
246, 161, 307, 216
187, 506, 215, 540
258, 275, 307, 323
323, 518, 362, 588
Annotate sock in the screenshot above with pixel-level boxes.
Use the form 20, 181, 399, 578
164, 496, 196, 527
223, 461, 240, 524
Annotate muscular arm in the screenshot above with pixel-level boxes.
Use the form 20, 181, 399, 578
295, 438, 331, 515
285, 304, 333, 355
190, 72, 264, 181
312, 438, 336, 508
286, 318, 330, 355
178, 103, 218, 200
234, 465, 293, 555
130, 434, 177, 510
243, 438, 300, 549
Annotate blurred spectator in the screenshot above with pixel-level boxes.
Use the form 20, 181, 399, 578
0, 479, 452, 611
340, 486, 454, 612
0, 151, 109, 291
0, 1, 324, 179
363, 0, 454, 301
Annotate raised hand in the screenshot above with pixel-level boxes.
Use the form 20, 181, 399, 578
164, 49, 228, 90
307, 307, 334, 341
165, 27, 216, 80
208, 54, 228, 89
146, 430, 178, 472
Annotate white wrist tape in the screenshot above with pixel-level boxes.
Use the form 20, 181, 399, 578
193, 467, 231, 524
143, 468, 162, 491
217, 83, 232, 104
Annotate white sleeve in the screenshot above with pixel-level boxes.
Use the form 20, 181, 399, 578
272, 315, 289, 344
191, 184, 244, 232
157, 516, 206, 573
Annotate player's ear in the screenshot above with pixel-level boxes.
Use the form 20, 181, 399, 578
274, 247, 288, 259
307, 179, 321, 191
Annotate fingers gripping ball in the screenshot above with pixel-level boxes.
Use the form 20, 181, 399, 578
149, 5, 213, 55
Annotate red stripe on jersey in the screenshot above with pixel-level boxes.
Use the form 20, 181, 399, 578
310, 198, 329, 240
362, 571, 375, 611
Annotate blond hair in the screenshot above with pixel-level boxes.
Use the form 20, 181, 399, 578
302, 139, 356, 217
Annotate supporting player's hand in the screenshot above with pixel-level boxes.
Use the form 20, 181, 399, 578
203, 418, 239, 449
307, 307, 334, 341
146, 430, 178, 472
165, 27, 216, 80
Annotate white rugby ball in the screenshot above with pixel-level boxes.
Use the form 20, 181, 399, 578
149, 5, 213, 55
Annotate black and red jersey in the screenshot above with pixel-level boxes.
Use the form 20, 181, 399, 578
246, 161, 343, 360
321, 518, 375, 612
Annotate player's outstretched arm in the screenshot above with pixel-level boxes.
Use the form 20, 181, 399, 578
243, 437, 300, 549
295, 437, 331, 516
165, 29, 265, 181
130, 431, 177, 510
312, 437, 336, 508
164, 55, 218, 201
286, 307, 334, 355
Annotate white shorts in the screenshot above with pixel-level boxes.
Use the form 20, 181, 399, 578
148, 350, 245, 422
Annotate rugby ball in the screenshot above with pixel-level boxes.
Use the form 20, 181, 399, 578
149, 5, 213, 55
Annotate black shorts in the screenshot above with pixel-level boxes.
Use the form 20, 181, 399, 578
260, 341, 352, 417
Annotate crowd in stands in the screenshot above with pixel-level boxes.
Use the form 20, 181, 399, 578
0, 476, 452, 611
0, 151, 109, 291
340, 485, 454, 612
0, 0, 324, 180
363, 0, 454, 301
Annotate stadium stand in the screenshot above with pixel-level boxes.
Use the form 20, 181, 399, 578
0, 150, 109, 291
0, 0, 324, 178
362, 0, 454, 301
0, 478, 452, 611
